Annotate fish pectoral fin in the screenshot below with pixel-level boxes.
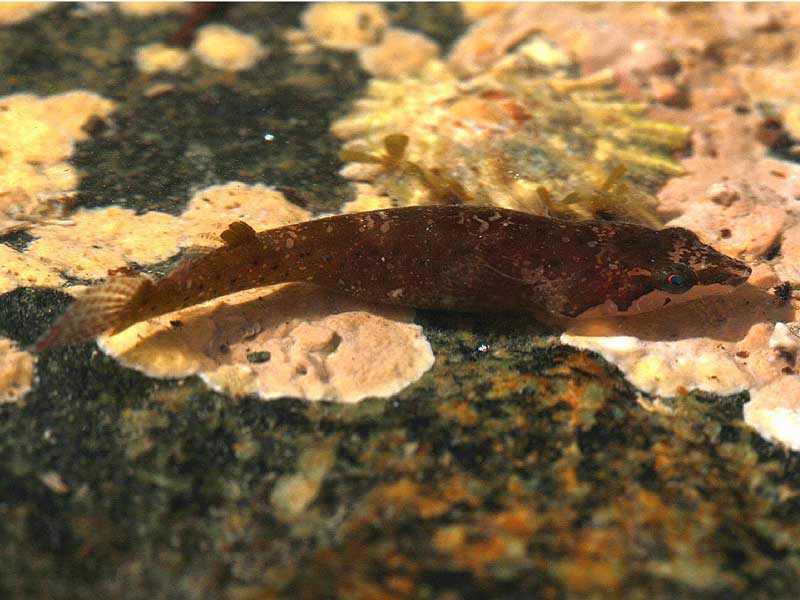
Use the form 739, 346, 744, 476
220, 221, 256, 247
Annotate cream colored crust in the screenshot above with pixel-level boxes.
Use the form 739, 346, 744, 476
573, 283, 736, 319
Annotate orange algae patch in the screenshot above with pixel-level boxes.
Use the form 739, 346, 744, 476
372, 476, 479, 520
0, 338, 35, 404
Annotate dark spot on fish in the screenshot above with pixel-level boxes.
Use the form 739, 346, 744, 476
170, 320, 183, 328
246, 351, 271, 363
663, 298, 672, 306
736, 350, 749, 358
219, 344, 229, 354
296, 364, 308, 375
782, 366, 796, 375
719, 228, 732, 239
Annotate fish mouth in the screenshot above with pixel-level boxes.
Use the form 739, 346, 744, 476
725, 263, 752, 286
703, 263, 752, 287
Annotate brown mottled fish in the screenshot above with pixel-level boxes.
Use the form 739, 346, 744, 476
35, 206, 751, 351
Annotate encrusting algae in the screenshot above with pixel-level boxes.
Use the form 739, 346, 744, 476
190, 24, 267, 72
332, 38, 690, 226
0, 91, 116, 229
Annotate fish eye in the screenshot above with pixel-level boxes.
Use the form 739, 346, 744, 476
654, 263, 697, 294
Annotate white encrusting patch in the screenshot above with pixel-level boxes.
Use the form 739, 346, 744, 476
572, 282, 737, 319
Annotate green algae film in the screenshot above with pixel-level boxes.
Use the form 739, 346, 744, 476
36, 206, 750, 351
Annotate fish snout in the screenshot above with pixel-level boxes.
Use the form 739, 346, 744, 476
719, 262, 752, 287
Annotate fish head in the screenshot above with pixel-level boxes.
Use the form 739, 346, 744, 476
572, 224, 751, 318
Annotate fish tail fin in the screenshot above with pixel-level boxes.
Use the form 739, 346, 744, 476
34, 276, 148, 352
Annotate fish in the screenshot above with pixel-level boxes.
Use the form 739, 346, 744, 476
34, 205, 751, 351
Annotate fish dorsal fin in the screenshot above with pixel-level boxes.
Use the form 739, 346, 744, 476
220, 221, 256, 247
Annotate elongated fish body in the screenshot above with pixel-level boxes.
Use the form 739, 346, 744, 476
35, 206, 751, 350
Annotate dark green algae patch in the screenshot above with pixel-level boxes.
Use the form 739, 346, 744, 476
3, 4, 800, 600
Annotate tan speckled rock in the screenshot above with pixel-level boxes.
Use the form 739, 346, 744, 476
0, 2, 50, 25
118, 2, 190, 17
774, 222, 800, 284
0, 244, 63, 294
744, 378, 800, 451
191, 25, 267, 71
562, 284, 797, 398
666, 190, 786, 261
27, 207, 181, 280
301, 3, 389, 51
0, 338, 34, 404
0, 92, 116, 200
98, 284, 435, 404
460, 2, 516, 22
135, 43, 189, 74
358, 28, 440, 78
180, 183, 312, 247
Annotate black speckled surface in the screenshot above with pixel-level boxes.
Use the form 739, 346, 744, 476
2, 4, 800, 600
